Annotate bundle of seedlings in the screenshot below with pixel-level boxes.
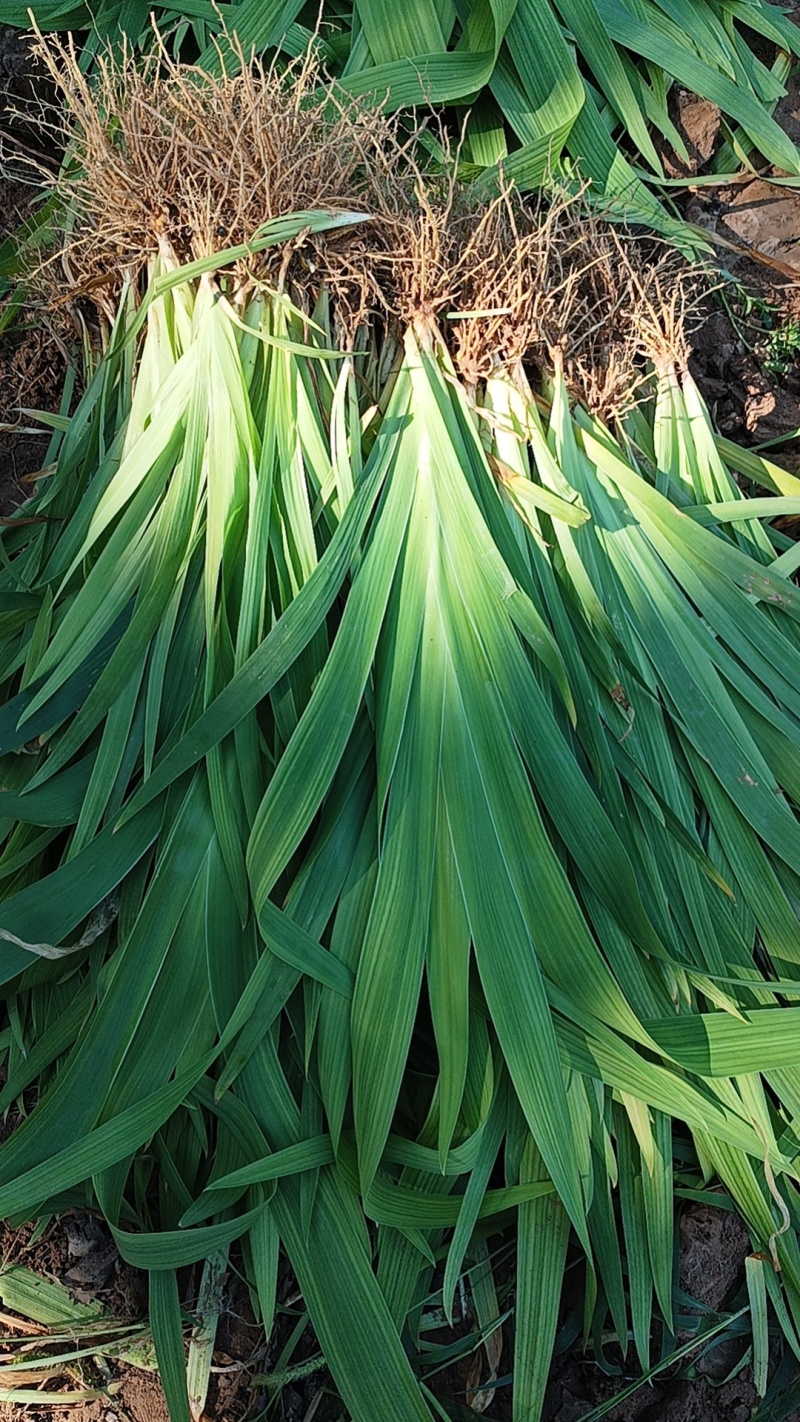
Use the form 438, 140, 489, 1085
6, 35, 800, 1422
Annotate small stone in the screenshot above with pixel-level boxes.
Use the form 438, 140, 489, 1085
676, 90, 721, 170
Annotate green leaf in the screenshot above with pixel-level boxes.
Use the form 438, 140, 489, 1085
150, 1270, 191, 1422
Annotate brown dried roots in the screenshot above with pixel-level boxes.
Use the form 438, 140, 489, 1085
17, 32, 706, 415
509, 188, 705, 415
328, 146, 706, 414
29, 28, 393, 296
365, 173, 704, 415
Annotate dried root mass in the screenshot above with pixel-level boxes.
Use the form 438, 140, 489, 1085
31, 29, 391, 286
388, 179, 703, 415
21, 32, 707, 411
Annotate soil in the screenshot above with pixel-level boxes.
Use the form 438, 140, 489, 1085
0, 1216, 266, 1422
2, 1201, 790, 1422
4, 13, 800, 1422
669, 6, 800, 458
0, 25, 65, 515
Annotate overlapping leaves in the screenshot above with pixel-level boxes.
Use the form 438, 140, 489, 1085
6, 215, 800, 1422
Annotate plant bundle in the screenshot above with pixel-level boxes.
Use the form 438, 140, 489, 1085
6, 41, 800, 1422
4, 0, 800, 247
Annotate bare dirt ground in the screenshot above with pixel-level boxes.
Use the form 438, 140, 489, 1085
0, 25, 64, 515
675, 5, 800, 461
4, 14, 800, 1422
0, 1199, 785, 1422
